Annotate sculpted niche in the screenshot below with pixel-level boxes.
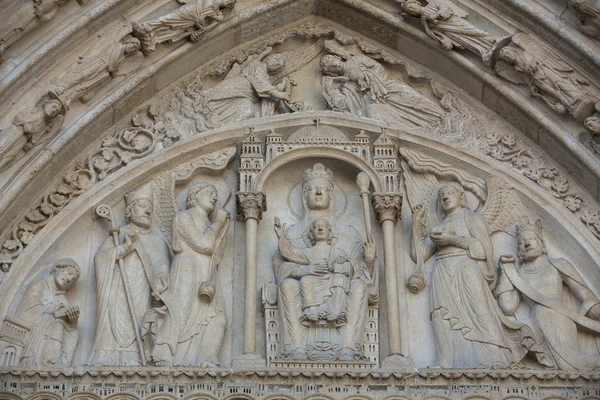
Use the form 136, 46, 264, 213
272, 163, 378, 362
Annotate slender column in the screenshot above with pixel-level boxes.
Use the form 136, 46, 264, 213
372, 192, 414, 369
236, 191, 266, 358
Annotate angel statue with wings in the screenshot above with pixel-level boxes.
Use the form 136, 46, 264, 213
141, 176, 231, 367
406, 171, 541, 368
192, 44, 316, 132
319, 40, 445, 129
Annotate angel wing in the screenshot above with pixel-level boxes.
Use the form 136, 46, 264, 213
269, 39, 324, 84
324, 39, 352, 60
152, 172, 177, 244
402, 160, 440, 233
480, 175, 528, 235
402, 160, 441, 265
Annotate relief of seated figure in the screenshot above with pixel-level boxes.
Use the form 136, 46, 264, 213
275, 217, 352, 328
272, 163, 378, 362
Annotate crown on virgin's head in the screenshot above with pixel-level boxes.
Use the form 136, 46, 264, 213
516, 219, 543, 238
303, 163, 333, 185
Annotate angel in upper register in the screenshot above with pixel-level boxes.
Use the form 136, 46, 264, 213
192, 44, 315, 131
399, 0, 511, 66
0, 91, 68, 172
319, 40, 445, 129
274, 217, 352, 327
497, 34, 600, 122
132, 0, 237, 54
406, 172, 542, 368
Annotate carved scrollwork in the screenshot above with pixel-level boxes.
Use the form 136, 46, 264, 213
480, 131, 600, 240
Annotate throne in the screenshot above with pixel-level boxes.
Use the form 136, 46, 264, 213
262, 282, 379, 369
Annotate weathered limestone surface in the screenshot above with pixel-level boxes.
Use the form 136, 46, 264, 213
1, 1, 600, 399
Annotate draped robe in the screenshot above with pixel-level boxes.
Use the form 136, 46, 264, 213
90, 225, 170, 365
15, 276, 78, 366
417, 208, 537, 368
496, 256, 600, 370
274, 215, 378, 360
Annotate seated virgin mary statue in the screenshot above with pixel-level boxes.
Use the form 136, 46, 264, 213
272, 163, 378, 362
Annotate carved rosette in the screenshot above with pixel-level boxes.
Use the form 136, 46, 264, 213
372, 193, 402, 222
236, 192, 267, 221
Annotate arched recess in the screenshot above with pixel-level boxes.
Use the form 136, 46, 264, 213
28, 393, 63, 400
183, 394, 219, 400
105, 394, 141, 400
145, 394, 180, 400
0, 113, 599, 370
65, 393, 102, 400
254, 146, 383, 193
2, 5, 600, 259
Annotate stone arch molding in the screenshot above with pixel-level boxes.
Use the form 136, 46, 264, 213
1, 2, 600, 399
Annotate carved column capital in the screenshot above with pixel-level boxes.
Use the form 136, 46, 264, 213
372, 192, 402, 223
236, 191, 267, 221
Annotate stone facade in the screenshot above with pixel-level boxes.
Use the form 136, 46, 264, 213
1, 1, 600, 400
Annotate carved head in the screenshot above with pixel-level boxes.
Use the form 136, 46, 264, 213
499, 47, 519, 65
309, 218, 333, 245
50, 258, 81, 291
320, 55, 345, 77
584, 116, 600, 135
403, 1, 424, 15
302, 163, 334, 212
186, 182, 218, 215
438, 182, 467, 212
265, 54, 286, 75
124, 38, 141, 55
125, 184, 154, 228
516, 219, 547, 263
43, 100, 64, 119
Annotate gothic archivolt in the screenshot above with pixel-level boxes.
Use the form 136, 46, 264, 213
1, 1, 600, 400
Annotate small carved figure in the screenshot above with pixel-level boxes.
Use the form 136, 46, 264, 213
274, 163, 378, 361
495, 220, 600, 370
498, 35, 600, 122
90, 184, 172, 366
399, 0, 511, 66
275, 217, 353, 327
11, 258, 80, 366
132, 0, 236, 54
0, 91, 68, 172
0, 0, 69, 64
584, 115, 600, 153
408, 179, 538, 368
157, 182, 230, 367
51, 37, 141, 103
567, 0, 600, 39
320, 40, 445, 128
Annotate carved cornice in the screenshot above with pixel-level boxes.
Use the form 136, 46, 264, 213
372, 192, 402, 223
236, 192, 267, 222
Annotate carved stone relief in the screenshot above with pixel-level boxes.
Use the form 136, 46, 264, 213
0, 258, 80, 367
566, 0, 600, 39
495, 220, 600, 370
397, 0, 512, 66
3, 12, 600, 399
0, 0, 90, 65
0, 91, 68, 172
132, 0, 237, 55
496, 33, 600, 137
